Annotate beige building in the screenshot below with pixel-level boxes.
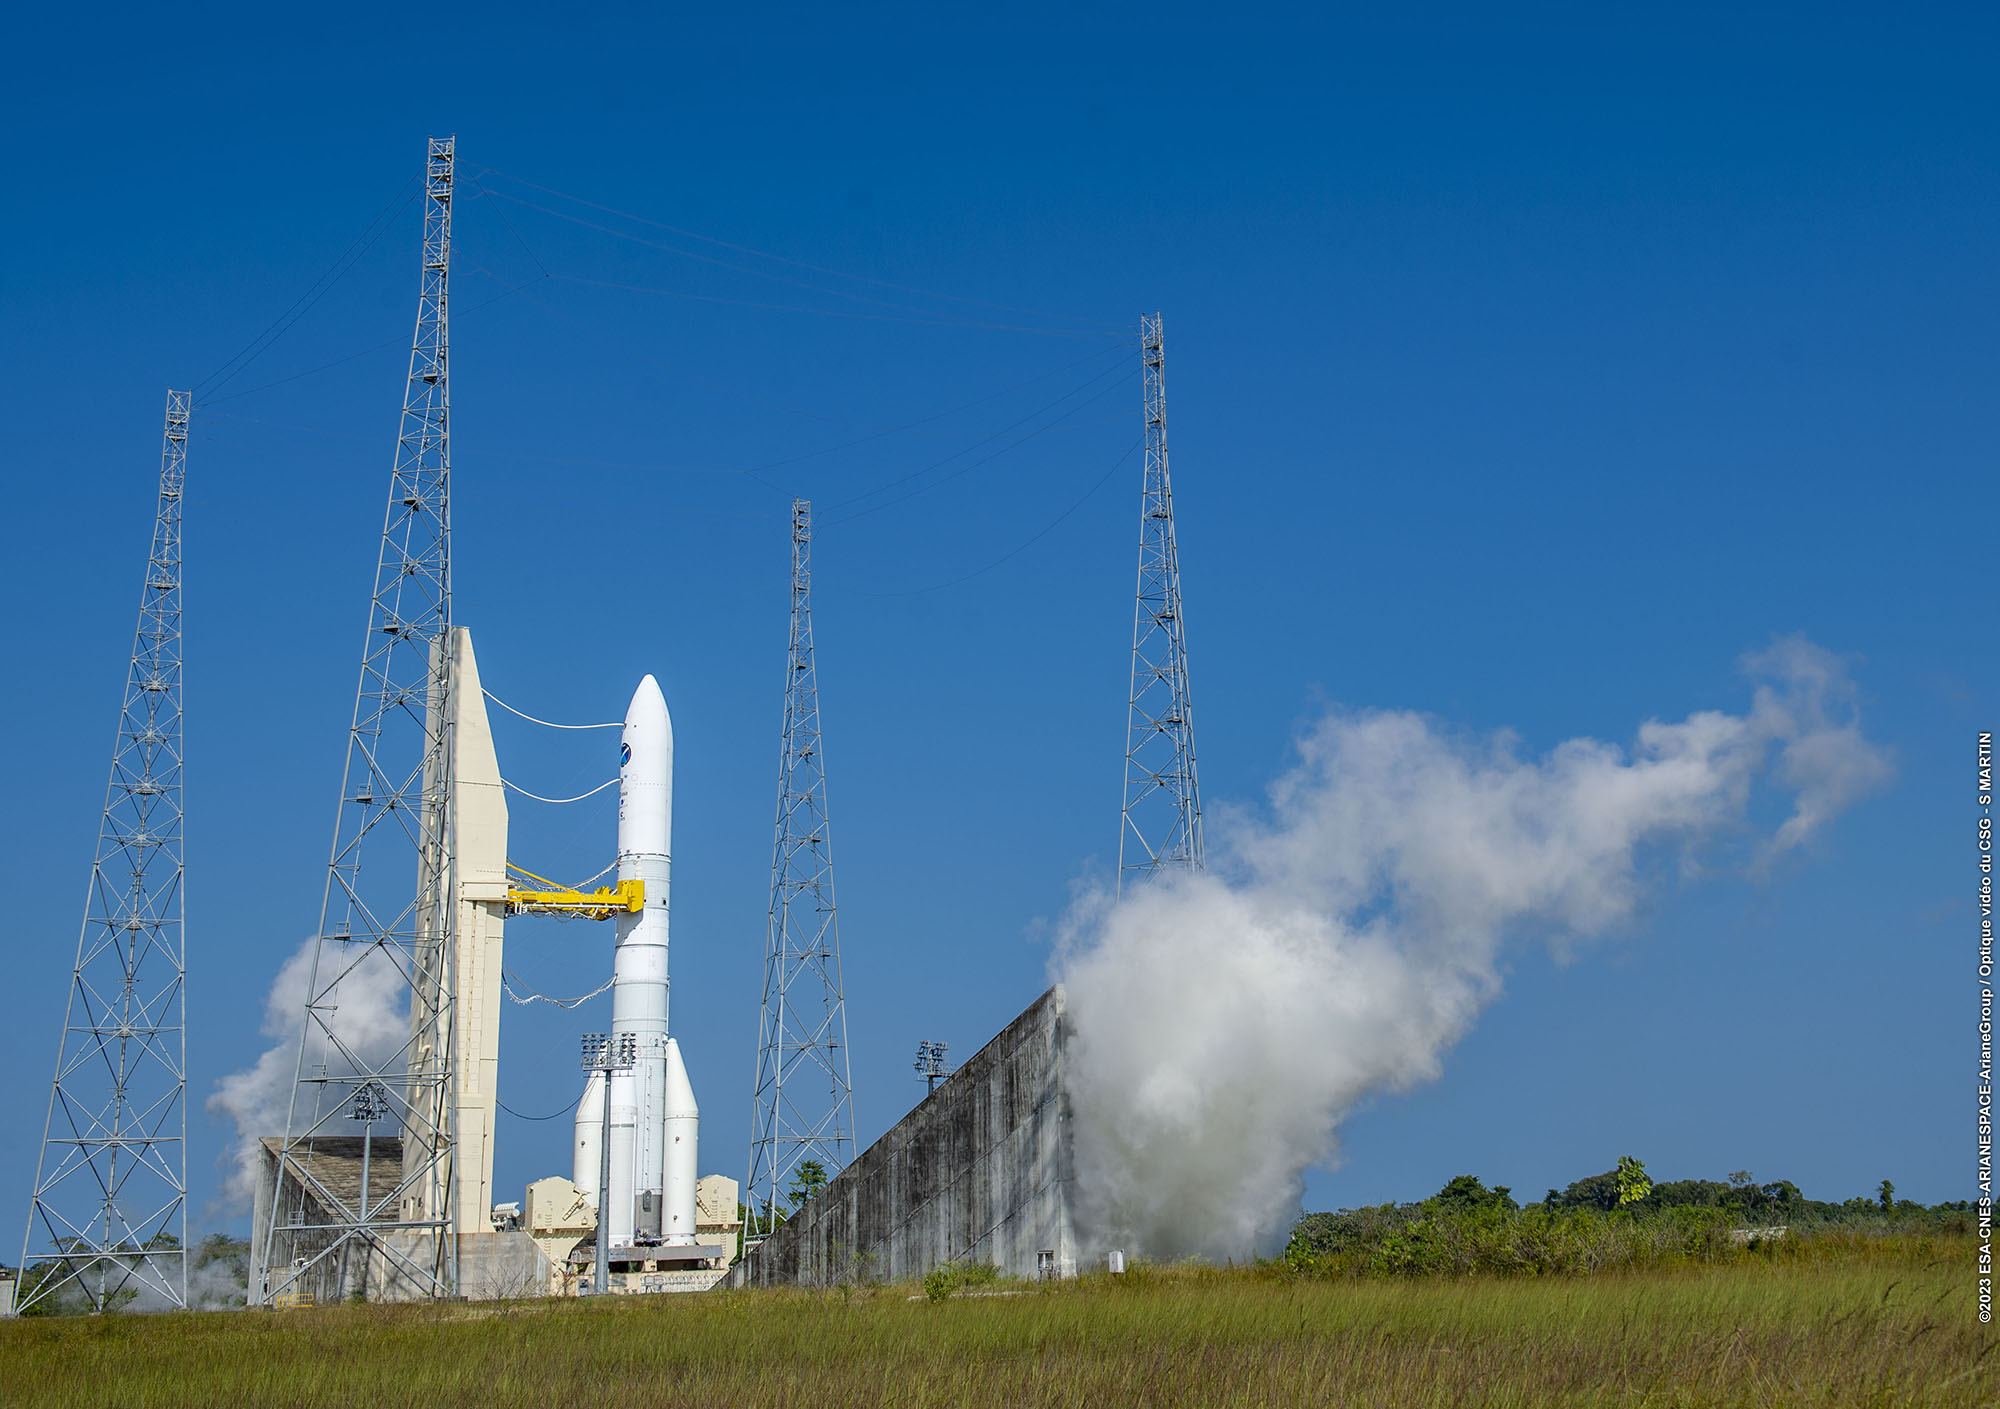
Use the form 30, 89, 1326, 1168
526, 1173, 742, 1296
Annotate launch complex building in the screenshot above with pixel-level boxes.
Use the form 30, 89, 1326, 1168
249, 626, 1081, 1301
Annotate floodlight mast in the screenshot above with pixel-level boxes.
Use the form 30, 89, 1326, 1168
581, 1034, 637, 1295
914, 1041, 950, 1096
17, 390, 191, 1314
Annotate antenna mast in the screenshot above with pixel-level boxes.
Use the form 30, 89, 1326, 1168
747, 499, 856, 1240
1118, 312, 1204, 893
17, 390, 191, 1314
259, 135, 458, 1305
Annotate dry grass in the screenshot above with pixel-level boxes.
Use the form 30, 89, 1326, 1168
0, 1234, 1988, 1407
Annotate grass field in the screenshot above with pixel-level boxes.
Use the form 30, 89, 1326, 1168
1, 1234, 1987, 1407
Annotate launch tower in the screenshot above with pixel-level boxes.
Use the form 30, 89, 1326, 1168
746, 499, 856, 1241
1118, 312, 1205, 892
259, 135, 461, 1304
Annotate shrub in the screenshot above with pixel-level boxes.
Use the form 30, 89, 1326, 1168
1286, 1202, 1745, 1279
922, 1260, 1002, 1301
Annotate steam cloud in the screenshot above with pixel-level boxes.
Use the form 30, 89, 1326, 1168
1057, 638, 1890, 1262
120, 1246, 256, 1312
208, 937, 408, 1211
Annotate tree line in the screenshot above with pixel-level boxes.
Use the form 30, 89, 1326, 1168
1284, 1161, 1974, 1278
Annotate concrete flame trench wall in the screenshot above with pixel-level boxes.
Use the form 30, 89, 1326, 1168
732, 985, 1075, 1287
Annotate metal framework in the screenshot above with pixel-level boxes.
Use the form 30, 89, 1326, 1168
259, 135, 458, 1305
17, 390, 191, 1314
747, 499, 856, 1238
580, 1033, 635, 1294
1118, 312, 1205, 892
914, 1041, 950, 1097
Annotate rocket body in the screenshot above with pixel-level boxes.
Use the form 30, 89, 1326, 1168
573, 673, 699, 1250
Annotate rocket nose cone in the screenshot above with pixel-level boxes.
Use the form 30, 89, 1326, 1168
627, 673, 672, 733
662, 1037, 699, 1118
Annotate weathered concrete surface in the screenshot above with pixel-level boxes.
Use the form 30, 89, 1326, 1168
732, 985, 1075, 1287
251, 1137, 548, 1303
457, 1231, 552, 1301
253, 1137, 438, 1304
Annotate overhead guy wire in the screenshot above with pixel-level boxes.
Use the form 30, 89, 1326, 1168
480, 272, 1130, 456
468, 179, 551, 278
822, 361, 1137, 525
201, 272, 543, 407
205, 338, 1123, 489
866, 433, 1144, 597
193, 174, 421, 399
471, 164, 1125, 332
484, 189, 1007, 323
549, 272, 1123, 339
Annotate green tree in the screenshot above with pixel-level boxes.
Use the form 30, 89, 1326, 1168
1878, 1179, 1895, 1211
1649, 1179, 1733, 1210
788, 1159, 829, 1210
1755, 1180, 1803, 1223
1430, 1175, 1518, 1214
1614, 1156, 1651, 1207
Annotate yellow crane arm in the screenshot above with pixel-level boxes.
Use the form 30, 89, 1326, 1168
504, 863, 642, 919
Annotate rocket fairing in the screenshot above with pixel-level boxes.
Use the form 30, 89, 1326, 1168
572, 674, 700, 1248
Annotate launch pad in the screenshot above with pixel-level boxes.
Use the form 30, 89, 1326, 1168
21, 135, 1201, 1313
252, 633, 742, 1303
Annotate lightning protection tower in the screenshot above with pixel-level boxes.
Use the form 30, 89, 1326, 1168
19, 389, 191, 1314
1118, 312, 1204, 893
259, 135, 458, 1306
747, 499, 856, 1240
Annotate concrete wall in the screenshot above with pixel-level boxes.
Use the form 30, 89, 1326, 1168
732, 985, 1075, 1288
458, 1232, 552, 1301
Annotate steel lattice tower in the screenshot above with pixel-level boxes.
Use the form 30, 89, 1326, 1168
259, 136, 458, 1305
17, 390, 191, 1314
747, 500, 856, 1239
1118, 313, 1205, 893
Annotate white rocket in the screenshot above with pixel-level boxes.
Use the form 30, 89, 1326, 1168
573, 675, 701, 1248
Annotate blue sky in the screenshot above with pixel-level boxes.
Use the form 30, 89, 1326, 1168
1, 4, 1990, 1239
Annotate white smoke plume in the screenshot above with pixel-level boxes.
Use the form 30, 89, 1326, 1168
119, 1239, 252, 1312
1057, 638, 1891, 1262
207, 937, 409, 1210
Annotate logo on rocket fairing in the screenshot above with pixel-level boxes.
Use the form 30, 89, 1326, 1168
621, 742, 632, 768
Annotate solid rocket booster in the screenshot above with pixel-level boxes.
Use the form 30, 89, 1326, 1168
573, 1068, 605, 1194
571, 673, 700, 1248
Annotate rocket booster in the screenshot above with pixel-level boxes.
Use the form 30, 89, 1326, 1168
573, 674, 700, 1248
